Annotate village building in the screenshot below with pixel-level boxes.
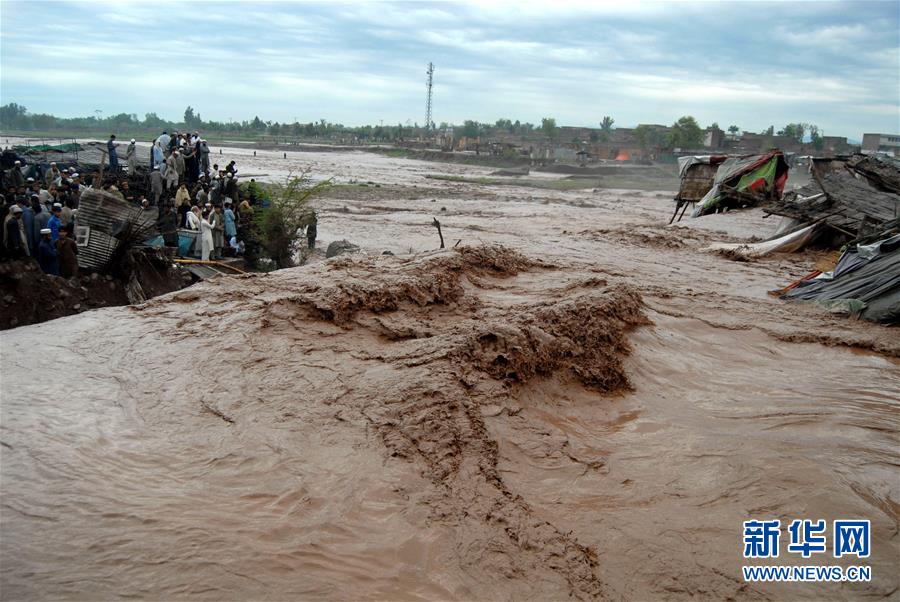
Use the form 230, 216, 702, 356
862, 132, 900, 156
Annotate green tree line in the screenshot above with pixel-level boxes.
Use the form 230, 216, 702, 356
2, 103, 825, 151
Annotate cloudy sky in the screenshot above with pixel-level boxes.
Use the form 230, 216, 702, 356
1, 0, 898, 138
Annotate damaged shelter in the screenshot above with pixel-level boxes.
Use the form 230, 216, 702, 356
690, 151, 789, 217
671, 155, 727, 222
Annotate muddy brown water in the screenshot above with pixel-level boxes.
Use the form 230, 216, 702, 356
1, 146, 898, 600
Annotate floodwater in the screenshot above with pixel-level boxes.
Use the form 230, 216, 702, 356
1, 145, 898, 600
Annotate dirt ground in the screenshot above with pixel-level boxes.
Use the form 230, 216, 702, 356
1, 145, 897, 600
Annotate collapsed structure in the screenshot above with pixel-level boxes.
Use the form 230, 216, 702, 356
765, 154, 899, 242
76, 189, 158, 270
671, 151, 789, 222
779, 233, 899, 323
766, 154, 900, 323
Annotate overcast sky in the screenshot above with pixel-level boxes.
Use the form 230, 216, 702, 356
1, 0, 898, 138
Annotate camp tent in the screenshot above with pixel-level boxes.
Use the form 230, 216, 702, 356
691, 151, 789, 217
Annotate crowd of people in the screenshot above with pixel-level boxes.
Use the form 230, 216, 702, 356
1, 159, 84, 277
2, 130, 317, 276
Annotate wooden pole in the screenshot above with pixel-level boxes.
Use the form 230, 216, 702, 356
432, 217, 444, 248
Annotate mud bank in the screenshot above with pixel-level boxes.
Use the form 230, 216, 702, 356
0, 248, 190, 330
1, 244, 897, 600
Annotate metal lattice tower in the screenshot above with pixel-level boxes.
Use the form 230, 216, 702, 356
425, 62, 434, 131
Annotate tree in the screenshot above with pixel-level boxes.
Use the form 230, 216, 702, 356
460, 120, 480, 138
541, 117, 557, 142
709, 122, 720, 131
761, 125, 775, 136
666, 116, 703, 149
494, 118, 513, 132
599, 115, 614, 141
727, 125, 740, 138
184, 106, 202, 128
633, 124, 665, 149
0, 103, 29, 129
143, 112, 167, 129
255, 172, 331, 269
808, 125, 824, 150
777, 123, 805, 142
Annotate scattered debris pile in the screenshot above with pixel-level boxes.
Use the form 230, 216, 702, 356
778, 233, 900, 323
754, 154, 900, 323
765, 154, 900, 242
77, 188, 159, 270
326, 239, 361, 258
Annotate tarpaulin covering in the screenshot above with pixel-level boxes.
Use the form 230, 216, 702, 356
692, 151, 789, 217
781, 234, 900, 323
14, 143, 82, 153
703, 223, 820, 259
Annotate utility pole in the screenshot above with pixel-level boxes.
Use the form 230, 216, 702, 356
425, 62, 434, 132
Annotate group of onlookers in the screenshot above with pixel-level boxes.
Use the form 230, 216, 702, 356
2, 131, 318, 278
1, 160, 83, 277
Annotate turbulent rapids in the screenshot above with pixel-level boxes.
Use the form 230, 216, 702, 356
1, 242, 897, 600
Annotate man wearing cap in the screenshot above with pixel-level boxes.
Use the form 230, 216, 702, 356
48, 203, 63, 242
32, 200, 49, 251
150, 166, 163, 206
45, 162, 61, 186
9, 161, 25, 189
37, 228, 59, 275
56, 224, 78, 279
126, 138, 137, 175
107, 135, 119, 173
225, 172, 239, 204
209, 203, 225, 260
69, 173, 82, 197
3, 205, 29, 258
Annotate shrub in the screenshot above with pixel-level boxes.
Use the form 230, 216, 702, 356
254, 171, 330, 269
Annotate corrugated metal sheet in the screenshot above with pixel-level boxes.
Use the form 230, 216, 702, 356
76, 189, 158, 271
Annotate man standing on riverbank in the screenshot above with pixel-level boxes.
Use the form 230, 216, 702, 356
37, 228, 58, 275
56, 225, 78, 279
150, 166, 163, 206
126, 139, 137, 175
107, 135, 119, 173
